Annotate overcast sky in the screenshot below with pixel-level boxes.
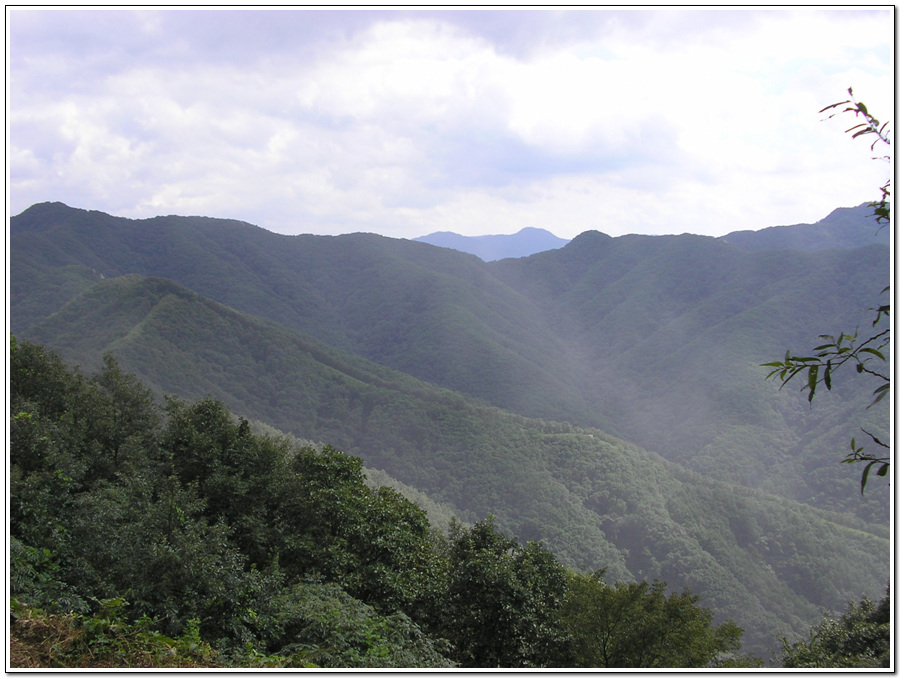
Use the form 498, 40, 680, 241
8, 8, 894, 239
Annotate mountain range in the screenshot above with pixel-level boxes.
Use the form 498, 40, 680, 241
410, 204, 888, 261
9, 201, 891, 658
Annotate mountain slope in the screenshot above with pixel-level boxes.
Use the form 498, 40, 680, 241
10, 202, 593, 425
10, 202, 890, 525
720, 203, 889, 251
490, 231, 890, 520
413, 227, 570, 261
20, 273, 889, 659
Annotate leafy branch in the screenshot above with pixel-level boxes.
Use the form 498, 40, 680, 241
764, 89, 891, 494
762, 300, 890, 406
762, 296, 890, 492
820, 87, 891, 227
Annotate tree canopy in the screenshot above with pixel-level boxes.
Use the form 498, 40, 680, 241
778, 590, 890, 668
10, 336, 761, 668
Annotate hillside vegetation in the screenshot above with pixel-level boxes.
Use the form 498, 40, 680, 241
12, 338, 769, 668
14, 274, 889, 658
11, 202, 889, 523
9, 201, 890, 660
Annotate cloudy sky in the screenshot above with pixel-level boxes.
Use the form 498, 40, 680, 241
8, 8, 894, 239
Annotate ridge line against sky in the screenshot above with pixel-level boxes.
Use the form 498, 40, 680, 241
7, 7, 894, 239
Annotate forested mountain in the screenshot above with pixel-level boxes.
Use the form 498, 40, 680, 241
12, 339, 778, 668
9, 201, 891, 659
489, 230, 889, 523
413, 227, 570, 261
720, 203, 889, 251
11, 275, 889, 659
11, 201, 889, 523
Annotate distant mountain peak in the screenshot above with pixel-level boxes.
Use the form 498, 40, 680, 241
413, 227, 570, 261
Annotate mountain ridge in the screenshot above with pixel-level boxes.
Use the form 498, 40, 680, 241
10, 201, 889, 526
720, 203, 889, 251
10, 200, 891, 655
406, 203, 886, 261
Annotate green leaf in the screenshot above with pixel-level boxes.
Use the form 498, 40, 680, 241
807, 365, 818, 402
823, 361, 832, 391
859, 347, 885, 360
860, 461, 876, 494
869, 383, 890, 408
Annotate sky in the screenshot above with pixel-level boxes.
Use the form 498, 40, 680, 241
7, 7, 895, 239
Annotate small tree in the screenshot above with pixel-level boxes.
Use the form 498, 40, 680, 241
439, 517, 570, 668
560, 572, 756, 668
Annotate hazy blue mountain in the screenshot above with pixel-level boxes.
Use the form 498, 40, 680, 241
720, 203, 889, 251
19, 273, 888, 658
413, 227, 570, 261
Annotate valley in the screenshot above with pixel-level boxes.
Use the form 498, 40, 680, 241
9, 201, 891, 660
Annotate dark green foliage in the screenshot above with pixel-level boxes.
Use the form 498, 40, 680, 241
9, 538, 89, 615
439, 518, 571, 667
561, 572, 758, 668
263, 582, 454, 668
778, 590, 891, 668
273, 446, 447, 617
10, 268, 890, 659
9, 339, 455, 666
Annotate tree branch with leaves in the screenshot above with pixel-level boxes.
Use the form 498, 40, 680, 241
763, 89, 891, 493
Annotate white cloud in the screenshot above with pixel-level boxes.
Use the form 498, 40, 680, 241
8, 8, 893, 238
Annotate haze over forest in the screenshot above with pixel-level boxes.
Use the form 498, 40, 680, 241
9, 199, 891, 666
8, 7, 893, 670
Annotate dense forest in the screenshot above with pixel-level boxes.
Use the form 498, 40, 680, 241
9, 201, 891, 665
9, 340, 890, 668
11, 338, 771, 668
10, 271, 890, 656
